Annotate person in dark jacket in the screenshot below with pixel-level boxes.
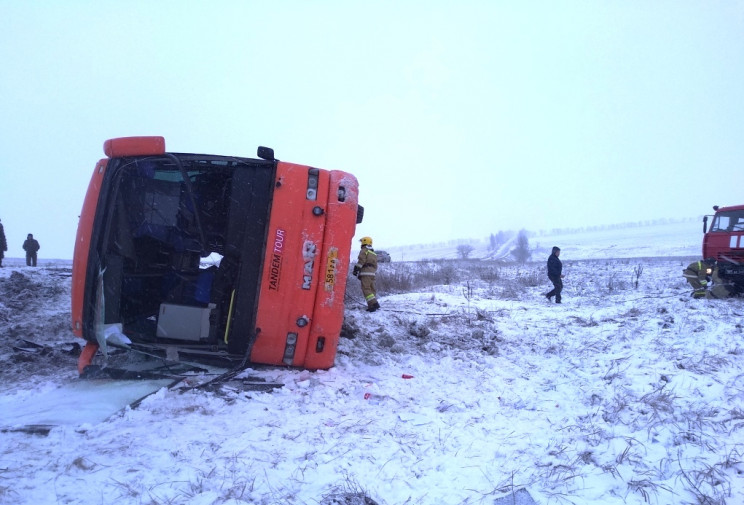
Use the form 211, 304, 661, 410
0, 219, 7, 267
23, 233, 40, 267
544, 246, 565, 303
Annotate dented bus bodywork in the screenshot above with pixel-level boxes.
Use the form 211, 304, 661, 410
72, 137, 362, 374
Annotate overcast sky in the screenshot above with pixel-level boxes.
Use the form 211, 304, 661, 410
1, 1, 743, 259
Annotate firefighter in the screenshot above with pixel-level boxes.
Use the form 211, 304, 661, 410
23, 233, 40, 267
353, 236, 380, 312
683, 257, 716, 298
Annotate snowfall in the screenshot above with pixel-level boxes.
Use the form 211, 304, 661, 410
1, 219, 743, 505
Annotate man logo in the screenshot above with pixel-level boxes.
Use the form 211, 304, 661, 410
302, 240, 317, 290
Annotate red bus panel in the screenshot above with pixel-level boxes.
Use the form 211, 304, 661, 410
303, 170, 359, 369
251, 162, 329, 366
103, 136, 165, 158
71, 158, 107, 337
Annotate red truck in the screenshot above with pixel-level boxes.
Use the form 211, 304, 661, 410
702, 204, 744, 294
72, 137, 362, 375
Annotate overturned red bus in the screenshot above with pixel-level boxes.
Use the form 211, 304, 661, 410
72, 137, 362, 375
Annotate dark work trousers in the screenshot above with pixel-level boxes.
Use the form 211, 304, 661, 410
26, 253, 37, 267
546, 275, 562, 302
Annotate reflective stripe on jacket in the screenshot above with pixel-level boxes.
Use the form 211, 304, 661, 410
355, 246, 378, 277
683, 261, 710, 282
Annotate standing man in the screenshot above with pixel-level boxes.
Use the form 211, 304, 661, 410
23, 233, 40, 267
0, 219, 7, 267
545, 246, 565, 304
352, 236, 380, 312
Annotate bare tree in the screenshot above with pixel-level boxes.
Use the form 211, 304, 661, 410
510, 230, 532, 264
457, 244, 475, 259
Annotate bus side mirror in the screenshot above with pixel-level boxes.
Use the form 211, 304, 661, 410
257, 146, 275, 161
703, 215, 708, 233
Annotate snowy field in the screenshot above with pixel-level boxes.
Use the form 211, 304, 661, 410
0, 223, 743, 505
384, 218, 701, 262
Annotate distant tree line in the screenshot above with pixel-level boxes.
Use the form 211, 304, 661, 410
537, 217, 697, 237
396, 217, 696, 262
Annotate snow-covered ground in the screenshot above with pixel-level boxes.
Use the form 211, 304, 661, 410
1, 222, 742, 505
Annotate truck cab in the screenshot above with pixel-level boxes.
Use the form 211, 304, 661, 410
703, 204, 744, 291
72, 137, 362, 374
